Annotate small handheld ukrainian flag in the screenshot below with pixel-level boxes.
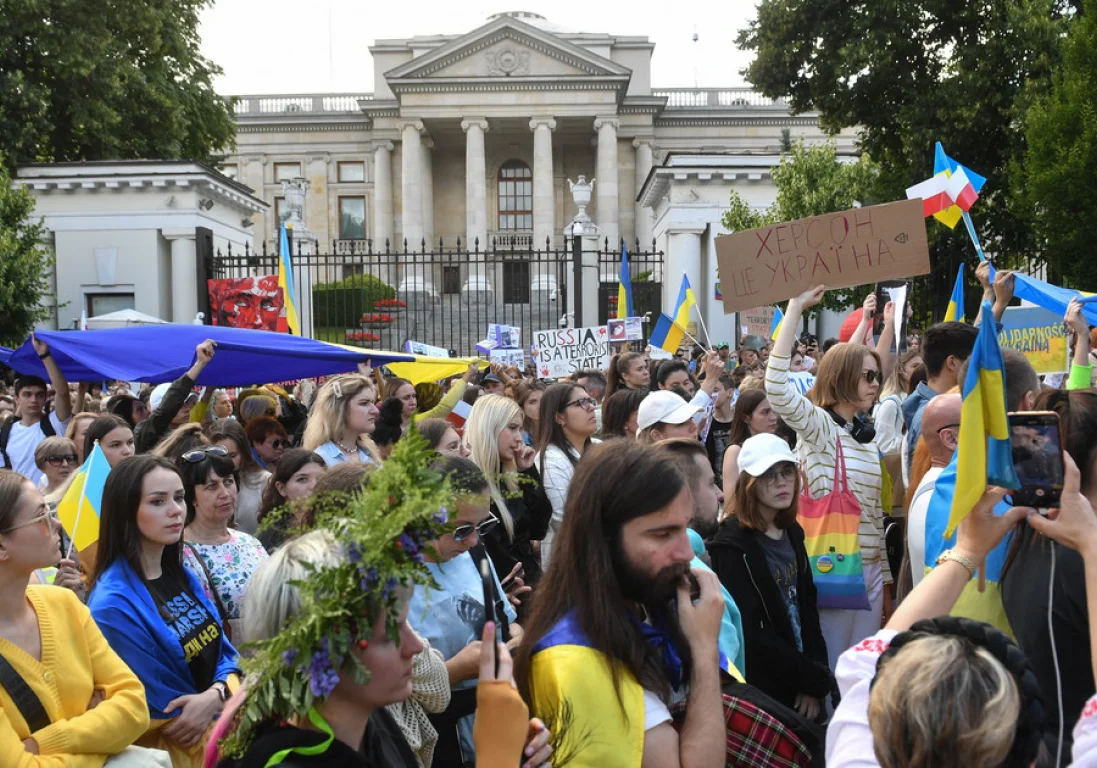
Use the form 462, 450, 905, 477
57, 442, 111, 554
617, 244, 634, 320
673, 275, 697, 329
946, 301, 1020, 537
279, 223, 301, 335
649, 313, 686, 355
770, 306, 784, 339
944, 264, 966, 324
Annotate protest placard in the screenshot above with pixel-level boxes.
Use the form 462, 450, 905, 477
608, 318, 643, 342
998, 307, 1068, 374
739, 306, 776, 338
715, 199, 931, 314
404, 340, 450, 358
533, 325, 610, 379
490, 348, 526, 367
488, 323, 521, 348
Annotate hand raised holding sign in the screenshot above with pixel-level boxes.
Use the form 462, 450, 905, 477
862, 292, 878, 319
795, 285, 827, 310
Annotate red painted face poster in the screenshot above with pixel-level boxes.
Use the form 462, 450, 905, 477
207, 276, 287, 331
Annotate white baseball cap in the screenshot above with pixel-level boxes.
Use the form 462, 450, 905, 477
738, 433, 798, 477
637, 390, 702, 432
150, 382, 199, 412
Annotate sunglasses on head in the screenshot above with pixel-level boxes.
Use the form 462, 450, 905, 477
45, 454, 78, 467
452, 517, 499, 543
181, 445, 229, 463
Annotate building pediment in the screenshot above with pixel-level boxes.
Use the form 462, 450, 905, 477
384, 15, 630, 96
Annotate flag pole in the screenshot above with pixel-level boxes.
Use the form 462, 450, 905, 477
961, 211, 986, 262
65, 442, 95, 559
691, 304, 714, 351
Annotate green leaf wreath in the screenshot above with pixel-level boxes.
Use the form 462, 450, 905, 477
219, 428, 453, 757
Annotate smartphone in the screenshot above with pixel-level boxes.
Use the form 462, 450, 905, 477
480, 558, 501, 677
1008, 411, 1065, 509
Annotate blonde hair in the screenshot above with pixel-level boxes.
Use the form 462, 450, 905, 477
239, 395, 278, 426
810, 342, 881, 409
868, 635, 1020, 768
738, 375, 765, 392
302, 375, 381, 462
64, 412, 97, 444
463, 394, 520, 539
33, 436, 78, 470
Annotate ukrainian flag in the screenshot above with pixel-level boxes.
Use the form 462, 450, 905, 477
770, 306, 784, 339
946, 301, 1019, 537
932, 142, 987, 229
617, 244, 634, 320
279, 223, 300, 335
57, 442, 111, 552
944, 263, 966, 323
673, 275, 697, 329
649, 313, 685, 355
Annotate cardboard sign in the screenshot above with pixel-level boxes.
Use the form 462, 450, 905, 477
715, 199, 931, 314
404, 340, 450, 358
998, 307, 1068, 375
489, 348, 526, 367
488, 324, 521, 348
608, 317, 643, 342
739, 306, 776, 338
533, 325, 610, 379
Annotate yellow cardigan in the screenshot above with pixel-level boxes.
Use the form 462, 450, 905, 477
0, 586, 149, 768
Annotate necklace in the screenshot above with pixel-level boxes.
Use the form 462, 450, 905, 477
335, 438, 359, 455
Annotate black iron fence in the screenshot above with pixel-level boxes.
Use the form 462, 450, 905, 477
207, 237, 664, 356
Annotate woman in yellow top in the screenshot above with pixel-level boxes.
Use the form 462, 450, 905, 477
385, 362, 478, 433
0, 469, 151, 768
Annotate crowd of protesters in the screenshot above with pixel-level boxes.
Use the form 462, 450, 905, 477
3, 265, 1097, 767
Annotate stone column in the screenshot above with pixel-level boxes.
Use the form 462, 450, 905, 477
421, 137, 435, 246
399, 120, 424, 247
594, 116, 620, 250
462, 118, 489, 250
529, 117, 557, 249
372, 142, 394, 248
633, 139, 654, 249
163, 228, 198, 324
666, 227, 705, 328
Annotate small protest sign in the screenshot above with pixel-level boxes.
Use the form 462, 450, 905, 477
488, 324, 521, 348
490, 348, 525, 367
739, 306, 776, 339
533, 325, 610, 379
608, 317, 643, 342
998, 307, 1068, 374
715, 199, 931, 314
404, 340, 450, 358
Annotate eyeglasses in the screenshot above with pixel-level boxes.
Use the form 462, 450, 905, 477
561, 397, 598, 412
758, 465, 797, 486
45, 454, 78, 467
268, 439, 287, 449
1, 507, 58, 534
860, 371, 882, 385
181, 445, 230, 463
452, 516, 499, 543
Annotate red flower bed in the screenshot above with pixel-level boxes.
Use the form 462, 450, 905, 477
373, 298, 407, 309
359, 313, 396, 324
345, 331, 381, 343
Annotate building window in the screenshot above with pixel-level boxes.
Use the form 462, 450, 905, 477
218, 165, 238, 180
502, 262, 530, 304
337, 161, 365, 183
339, 197, 366, 239
274, 162, 301, 182
442, 266, 461, 295
497, 160, 532, 231
87, 293, 135, 317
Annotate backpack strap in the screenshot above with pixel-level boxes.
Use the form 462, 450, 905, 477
0, 652, 51, 734
39, 414, 55, 438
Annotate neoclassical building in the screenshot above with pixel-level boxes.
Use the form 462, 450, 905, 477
224, 11, 856, 259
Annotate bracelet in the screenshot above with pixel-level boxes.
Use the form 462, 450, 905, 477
37, 351, 50, 360
211, 681, 229, 703
936, 549, 977, 580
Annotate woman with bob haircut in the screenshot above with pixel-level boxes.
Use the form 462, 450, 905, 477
205, 418, 270, 536
83, 414, 136, 468
0, 469, 155, 767
303, 374, 381, 467
88, 454, 239, 767
600, 388, 648, 440
766, 285, 889, 670
708, 433, 832, 719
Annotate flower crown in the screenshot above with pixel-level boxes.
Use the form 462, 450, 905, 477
220, 429, 452, 756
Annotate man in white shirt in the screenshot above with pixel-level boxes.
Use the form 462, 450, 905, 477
0, 337, 73, 486
906, 393, 961, 589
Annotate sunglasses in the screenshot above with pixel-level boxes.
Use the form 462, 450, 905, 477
561, 397, 598, 412
861, 371, 882, 385
268, 439, 288, 449
181, 445, 230, 463
452, 517, 499, 543
1, 506, 57, 534
45, 454, 78, 467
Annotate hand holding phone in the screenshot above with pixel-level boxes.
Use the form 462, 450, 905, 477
480, 559, 501, 677
1008, 411, 1066, 510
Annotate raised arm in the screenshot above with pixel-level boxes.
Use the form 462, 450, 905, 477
875, 301, 896, 376
32, 336, 72, 422
850, 293, 876, 349
1067, 298, 1093, 391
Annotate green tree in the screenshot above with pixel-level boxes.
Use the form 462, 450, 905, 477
0, 0, 235, 171
0, 163, 51, 347
737, 0, 1070, 319
721, 141, 882, 316
1014, 0, 1097, 289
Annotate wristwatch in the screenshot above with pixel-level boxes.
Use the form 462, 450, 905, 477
211, 681, 229, 703
936, 549, 977, 580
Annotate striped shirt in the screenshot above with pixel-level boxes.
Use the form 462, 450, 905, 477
765, 353, 890, 584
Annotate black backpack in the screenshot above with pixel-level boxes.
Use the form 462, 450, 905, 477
0, 414, 55, 469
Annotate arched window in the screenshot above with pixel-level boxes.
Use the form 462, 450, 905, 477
497, 160, 532, 231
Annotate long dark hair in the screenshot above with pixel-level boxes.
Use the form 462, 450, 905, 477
604, 351, 645, 399
727, 388, 768, 448
415, 418, 454, 451
177, 451, 238, 525
601, 389, 648, 439
90, 454, 187, 588
515, 379, 547, 436
206, 418, 262, 476
84, 414, 131, 464
535, 382, 592, 472
259, 449, 326, 522
372, 397, 405, 449
516, 441, 691, 711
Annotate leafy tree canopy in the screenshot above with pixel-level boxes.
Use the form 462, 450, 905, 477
0, 162, 51, 347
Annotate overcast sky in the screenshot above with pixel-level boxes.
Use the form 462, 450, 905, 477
199, 1, 758, 95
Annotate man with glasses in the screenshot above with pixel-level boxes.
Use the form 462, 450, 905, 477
906, 394, 962, 591
0, 336, 73, 487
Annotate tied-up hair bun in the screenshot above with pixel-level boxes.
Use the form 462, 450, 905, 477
872, 616, 1044, 768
